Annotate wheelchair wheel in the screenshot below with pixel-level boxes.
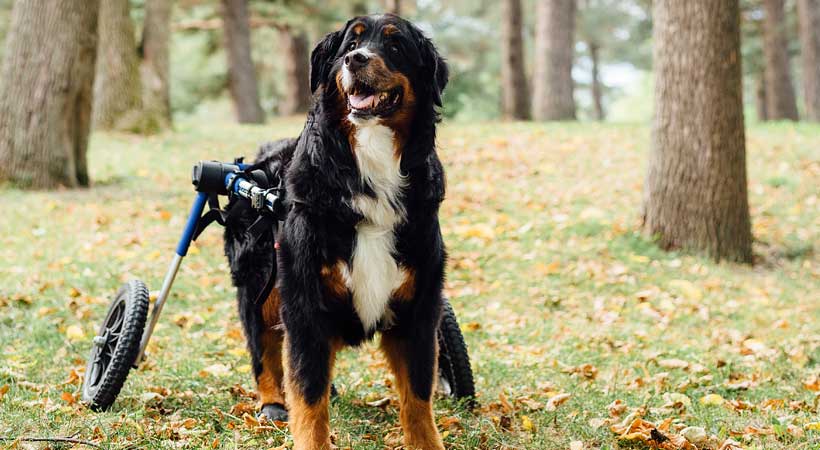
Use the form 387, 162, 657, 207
437, 299, 476, 403
82, 280, 149, 411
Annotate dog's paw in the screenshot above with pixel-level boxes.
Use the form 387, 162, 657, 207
258, 403, 288, 422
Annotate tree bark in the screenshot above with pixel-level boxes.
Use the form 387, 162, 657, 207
385, 0, 401, 15
500, 0, 531, 120
533, 0, 576, 121
141, 0, 173, 130
0, 0, 99, 189
762, 0, 799, 120
93, 0, 143, 131
279, 26, 312, 115
221, 0, 265, 124
755, 72, 769, 121
797, 0, 820, 121
643, 0, 752, 263
589, 41, 604, 121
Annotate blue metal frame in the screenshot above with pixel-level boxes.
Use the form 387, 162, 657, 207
175, 192, 208, 257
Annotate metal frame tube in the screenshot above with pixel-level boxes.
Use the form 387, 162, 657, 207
136, 193, 208, 363
137, 254, 182, 362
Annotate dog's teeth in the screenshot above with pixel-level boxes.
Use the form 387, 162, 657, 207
379, 92, 388, 102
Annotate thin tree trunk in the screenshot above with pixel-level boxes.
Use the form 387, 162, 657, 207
755, 72, 769, 121
221, 0, 265, 124
141, 0, 173, 130
589, 41, 604, 121
798, 0, 820, 121
533, 0, 577, 121
279, 27, 312, 115
501, 0, 531, 120
93, 0, 143, 131
762, 0, 799, 120
0, 0, 99, 188
385, 0, 401, 15
643, 0, 752, 263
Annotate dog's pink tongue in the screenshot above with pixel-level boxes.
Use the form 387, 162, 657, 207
350, 94, 375, 110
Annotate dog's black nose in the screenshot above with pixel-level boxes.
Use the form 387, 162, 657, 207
344, 50, 370, 71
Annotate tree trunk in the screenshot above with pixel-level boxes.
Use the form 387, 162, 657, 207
500, 0, 531, 120
755, 72, 769, 121
797, 0, 820, 121
385, 0, 401, 15
589, 41, 604, 121
643, 0, 752, 263
762, 0, 799, 120
141, 0, 173, 130
0, 0, 99, 189
93, 0, 143, 131
221, 0, 265, 124
279, 27, 312, 116
532, 0, 576, 121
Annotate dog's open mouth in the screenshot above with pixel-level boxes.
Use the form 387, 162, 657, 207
347, 82, 402, 118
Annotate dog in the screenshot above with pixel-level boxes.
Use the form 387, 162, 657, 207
224, 13, 449, 450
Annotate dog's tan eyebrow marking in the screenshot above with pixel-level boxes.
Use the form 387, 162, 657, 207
352, 23, 366, 35
383, 24, 400, 36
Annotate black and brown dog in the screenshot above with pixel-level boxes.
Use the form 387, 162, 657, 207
223, 13, 449, 450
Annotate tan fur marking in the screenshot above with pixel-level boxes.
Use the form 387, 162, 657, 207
257, 290, 286, 406
383, 24, 400, 36
321, 263, 350, 299
352, 23, 366, 35
380, 333, 444, 450
391, 267, 416, 301
283, 336, 341, 450
383, 73, 416, 154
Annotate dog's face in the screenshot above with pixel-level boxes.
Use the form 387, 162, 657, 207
310, 14, 448, 123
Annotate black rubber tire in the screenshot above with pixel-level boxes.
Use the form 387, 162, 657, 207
82, 280, 149, 411
437, 299, 476, 403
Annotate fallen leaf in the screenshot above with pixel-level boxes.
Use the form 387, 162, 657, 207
66, 325, 84, 341
545, 393, 571, 411
700, 394, 725, 406
199, 363, 231, 378
0, 384, 8, 400
658, 358, 690, 370
60, 391, 75, 404
668, 279, 702, 301
521, 415, 534, 432
365, 396, 390, 407
680, 426, 707, 445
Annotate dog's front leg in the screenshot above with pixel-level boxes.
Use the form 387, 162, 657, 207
381, 326, 444, 450
278, 211, 336, 450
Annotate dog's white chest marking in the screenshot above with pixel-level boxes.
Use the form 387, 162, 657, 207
341, 119, 409, 331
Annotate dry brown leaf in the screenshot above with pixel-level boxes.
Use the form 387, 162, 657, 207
498, 391, 514, 413
607, 399, 627, 417
658, 358, 690, 370
0, 384, 9, 400
230, 402, 256, 417
545, 393, 571, 411
803, 375, 820, 392
60, 391, 76, 404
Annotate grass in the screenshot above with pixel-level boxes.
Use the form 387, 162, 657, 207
0, 115, 818, 449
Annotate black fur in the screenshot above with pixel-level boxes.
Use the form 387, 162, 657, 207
225, 14, 449, 408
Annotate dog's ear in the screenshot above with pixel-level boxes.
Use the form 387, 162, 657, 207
417, 34, 449, 107
310, 28, 345, 94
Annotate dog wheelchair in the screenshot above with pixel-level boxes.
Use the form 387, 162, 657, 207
81, 147, 475, 412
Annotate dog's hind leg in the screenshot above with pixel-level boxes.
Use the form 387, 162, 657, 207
283, 333, 338, 450
256, 289, 287, 421
380, 329, 445, 450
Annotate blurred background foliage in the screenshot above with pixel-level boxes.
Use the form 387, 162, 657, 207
0, 0, 811, 122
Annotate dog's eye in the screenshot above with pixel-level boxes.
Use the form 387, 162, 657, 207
390, 45, 399, 53
347, 41, 357, 51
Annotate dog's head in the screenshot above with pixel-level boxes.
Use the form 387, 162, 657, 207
309, 14, 448, 125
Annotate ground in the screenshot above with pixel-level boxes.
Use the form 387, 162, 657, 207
0, 117, 818, 450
